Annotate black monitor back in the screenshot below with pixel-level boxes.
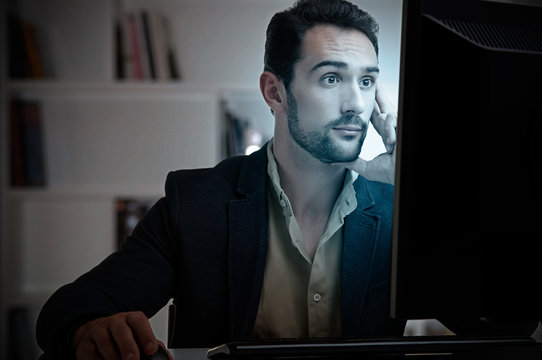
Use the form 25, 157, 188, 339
391, 0, 542, 321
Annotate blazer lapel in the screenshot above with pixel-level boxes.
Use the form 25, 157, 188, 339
341, 178, 380, 337
227, 146, 269, 340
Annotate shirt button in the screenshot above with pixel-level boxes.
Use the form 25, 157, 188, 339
313, 293, 322, 302
280, 199, 286, 207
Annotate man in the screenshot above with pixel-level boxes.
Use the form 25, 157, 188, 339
37, 1, 401, 359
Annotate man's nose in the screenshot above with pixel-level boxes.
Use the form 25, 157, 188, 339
341, 83, 366, 115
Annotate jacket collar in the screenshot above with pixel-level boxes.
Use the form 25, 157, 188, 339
228, 144, 270, 340
234, 143, 269, 198
353, 175, 377, 211
341, 177, 382, 337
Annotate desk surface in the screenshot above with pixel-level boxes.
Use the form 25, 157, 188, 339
169, 348, 207, 359
168, 341, 542, 360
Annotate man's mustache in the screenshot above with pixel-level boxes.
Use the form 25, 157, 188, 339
328, 114, 365, 128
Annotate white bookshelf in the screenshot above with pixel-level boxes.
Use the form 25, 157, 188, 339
0, 0, 403, 356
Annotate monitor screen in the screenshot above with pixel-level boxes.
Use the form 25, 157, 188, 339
391, 0, 542, 321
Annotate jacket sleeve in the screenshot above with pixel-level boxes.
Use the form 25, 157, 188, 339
36, 172, 182, 359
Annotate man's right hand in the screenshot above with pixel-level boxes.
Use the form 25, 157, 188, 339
73, 311, 171, 360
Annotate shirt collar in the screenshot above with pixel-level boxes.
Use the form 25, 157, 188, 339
266, 140, 358, 245
266, 140, 358, 198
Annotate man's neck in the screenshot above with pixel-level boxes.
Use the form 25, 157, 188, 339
273, 137, 346, 210
272, 137, 347, 258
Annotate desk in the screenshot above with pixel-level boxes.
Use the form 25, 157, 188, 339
168, 343, 542, 359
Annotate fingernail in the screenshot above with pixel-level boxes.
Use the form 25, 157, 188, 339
125, 353, 135, 360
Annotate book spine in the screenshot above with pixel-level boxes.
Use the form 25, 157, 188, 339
21, 22, 44, 78
135, 11, 151, 79
115, 18, 125, 79
10, 99, 46, 187
128, 13, 143, 79
10, 99, 25, 186
163, 16, 180, 80
8, 14, 29, 78
148, 11, 169, 80
121, 13, 134, 80
20, 101, 46, 186
141, 11, 156, 79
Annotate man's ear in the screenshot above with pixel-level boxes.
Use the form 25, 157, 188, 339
260, 71, 286, 114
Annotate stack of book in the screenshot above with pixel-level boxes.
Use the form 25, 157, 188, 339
115, 198, 155, 249
116, 10, 180, 81
224, 109, 265, 157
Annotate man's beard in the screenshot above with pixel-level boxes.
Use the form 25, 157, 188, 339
286, 89, 368, 163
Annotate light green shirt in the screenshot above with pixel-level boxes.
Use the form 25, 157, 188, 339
251, 141, 358, 339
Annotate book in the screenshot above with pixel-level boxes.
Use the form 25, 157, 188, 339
128, 12, 144, 79
10, 98, 46, 187
8, 13, 44, 79
141, 10, 157, 79
117, 9, 180, 81
21, 100, 46, 186
115, 19, 124, 79
147, 10, 170, 80
9, 99, 25, 186
22, 21, 44, 78
8, 13, 28, 78
135, 11, 151, 79
120, 13, 135, 79
163, 15, 180, 80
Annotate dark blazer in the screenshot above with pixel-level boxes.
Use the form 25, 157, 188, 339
37, 144, 405, 359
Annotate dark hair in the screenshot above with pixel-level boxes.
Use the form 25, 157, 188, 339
264, 0, 379, 90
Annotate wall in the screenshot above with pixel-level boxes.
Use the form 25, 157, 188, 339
1, 0, 404, 355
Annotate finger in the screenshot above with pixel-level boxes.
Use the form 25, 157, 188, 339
157, 341, 174, 360
91, 323, 122, 360
382, 113, 397, 152
76, 340, 103, 360
371, 84, 397, 145
371, 112, 397, 151
374, 82, 396, 116
126, 312, 157, 356
110, 318, 140, 360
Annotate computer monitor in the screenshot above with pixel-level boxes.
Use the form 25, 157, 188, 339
391, 0, 542, 321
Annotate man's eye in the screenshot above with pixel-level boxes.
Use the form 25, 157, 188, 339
360, 78, 374, 88
322, 75, 339, 86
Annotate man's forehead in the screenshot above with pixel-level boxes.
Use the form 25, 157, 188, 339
300, 24, 378, 69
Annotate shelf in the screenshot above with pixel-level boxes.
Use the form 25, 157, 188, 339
5, 185, 165, 201
7, 80, 260, 96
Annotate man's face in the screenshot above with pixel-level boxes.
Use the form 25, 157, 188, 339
286, 25, 379, 163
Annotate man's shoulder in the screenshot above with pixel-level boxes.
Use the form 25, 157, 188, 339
165, 146, 268, 194
354, 175, 393, 193
166, 155, 247, 187
354, 176, 394, 209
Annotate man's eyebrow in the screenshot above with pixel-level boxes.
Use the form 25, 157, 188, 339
365, 66, 380, 74
309, 61, 380, 74
309, 60, 348, 73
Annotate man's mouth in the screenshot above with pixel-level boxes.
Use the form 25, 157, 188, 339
332, 125, 362, 135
